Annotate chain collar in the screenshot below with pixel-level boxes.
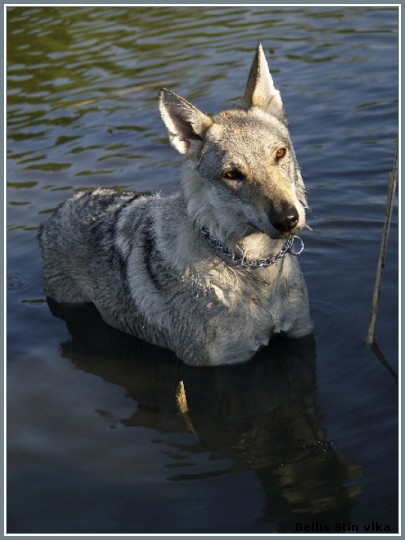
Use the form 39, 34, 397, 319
200, 226, 304, 268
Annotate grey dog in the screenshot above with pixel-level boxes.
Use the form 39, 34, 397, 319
39, 44, 313, 366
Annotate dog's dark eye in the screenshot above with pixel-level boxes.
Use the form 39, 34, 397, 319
223, 169, 245, 181
275, 147, 287, 161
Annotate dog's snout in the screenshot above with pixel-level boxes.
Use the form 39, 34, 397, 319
269, 204, 299, 232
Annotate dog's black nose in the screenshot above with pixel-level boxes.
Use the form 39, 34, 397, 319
270, 205, 299, 232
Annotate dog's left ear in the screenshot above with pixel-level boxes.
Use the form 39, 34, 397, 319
159, 89, 213, 154
243, 43, 284, 118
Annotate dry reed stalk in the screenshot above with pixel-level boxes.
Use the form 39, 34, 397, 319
367, 141, 398, 348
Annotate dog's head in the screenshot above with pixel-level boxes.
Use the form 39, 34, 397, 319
159, 44, 308, 245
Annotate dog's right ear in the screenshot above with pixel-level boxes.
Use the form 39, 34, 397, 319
159, 89, 213, 154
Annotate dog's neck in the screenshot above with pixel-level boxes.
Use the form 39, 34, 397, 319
180, 186, 303, 266
199, 226, 303, 268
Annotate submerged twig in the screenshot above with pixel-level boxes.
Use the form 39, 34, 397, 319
370, 342, 398, 381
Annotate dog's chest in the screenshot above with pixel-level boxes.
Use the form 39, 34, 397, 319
206, 264, 290, 329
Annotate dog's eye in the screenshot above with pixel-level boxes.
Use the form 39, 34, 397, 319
223, 169, 245, 181
275, 147, 287, 161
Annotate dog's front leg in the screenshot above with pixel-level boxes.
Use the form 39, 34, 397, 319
281, 284, 313, 339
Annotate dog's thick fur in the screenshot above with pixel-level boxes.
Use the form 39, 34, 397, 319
39, 44, 313, 366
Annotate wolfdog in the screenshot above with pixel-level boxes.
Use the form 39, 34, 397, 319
39, 44, 313, 366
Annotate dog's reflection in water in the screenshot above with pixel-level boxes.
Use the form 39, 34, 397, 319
49, 298, 362, 533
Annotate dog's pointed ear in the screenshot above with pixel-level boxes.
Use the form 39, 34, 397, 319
159, 89, 213, 154
243, 43, 284, 117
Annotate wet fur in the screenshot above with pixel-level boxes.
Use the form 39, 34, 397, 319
39, 45, 313, 366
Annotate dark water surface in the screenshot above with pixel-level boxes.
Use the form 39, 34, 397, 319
7, 6, 398, 534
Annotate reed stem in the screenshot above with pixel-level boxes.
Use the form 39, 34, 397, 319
367, 141, 398, 346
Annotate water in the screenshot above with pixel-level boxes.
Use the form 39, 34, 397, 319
7, 6, 398, 534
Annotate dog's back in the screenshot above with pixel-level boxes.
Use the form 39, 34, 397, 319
39, 45, 313, 366
39, 189, 168, 341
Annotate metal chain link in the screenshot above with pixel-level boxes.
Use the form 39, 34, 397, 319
200, 226, 304, 268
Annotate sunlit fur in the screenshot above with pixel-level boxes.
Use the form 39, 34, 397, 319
39, 44, 312, 366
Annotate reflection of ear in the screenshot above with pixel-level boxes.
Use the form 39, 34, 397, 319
159, 89, 213, 154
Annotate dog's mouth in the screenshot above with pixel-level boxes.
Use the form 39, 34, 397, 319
246, 222, 295, 240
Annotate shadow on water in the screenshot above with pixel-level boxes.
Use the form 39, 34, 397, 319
47, 297, 362, 534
